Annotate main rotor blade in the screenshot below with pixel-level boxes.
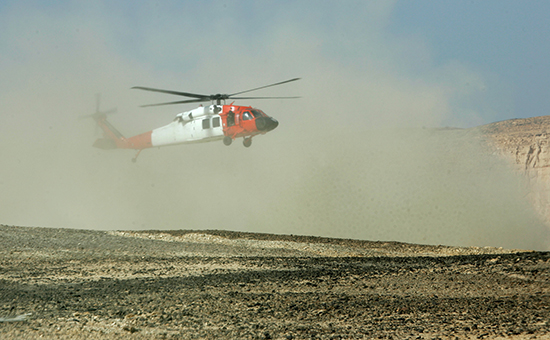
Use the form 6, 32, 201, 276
132, 86, 208, 99
229, 78, 300, 97
140, 99, 207, 107
230, 96, 301, 100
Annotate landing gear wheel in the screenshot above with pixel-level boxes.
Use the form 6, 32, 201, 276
223, 136, 233, 146
243, 138, 252, 148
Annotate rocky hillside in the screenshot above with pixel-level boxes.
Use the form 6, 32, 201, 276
478, 115, 550, 225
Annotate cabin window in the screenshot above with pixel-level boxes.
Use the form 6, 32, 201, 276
202, 119, 210, 129
212, 117, 221, 128
251, 109, 263, 118
242, 111, 253, 121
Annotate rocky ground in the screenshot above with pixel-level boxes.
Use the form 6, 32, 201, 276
1, 225, 549, 339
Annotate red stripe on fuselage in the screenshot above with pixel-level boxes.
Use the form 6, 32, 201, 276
125, 131, 153, 150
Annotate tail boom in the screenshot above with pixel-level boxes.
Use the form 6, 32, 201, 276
93, 116, 152, 150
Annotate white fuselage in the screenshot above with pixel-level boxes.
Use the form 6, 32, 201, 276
150, 106, 224, 147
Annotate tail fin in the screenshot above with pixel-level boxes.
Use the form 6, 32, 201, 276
80, 94, 126, 149
92, 114, 126, 149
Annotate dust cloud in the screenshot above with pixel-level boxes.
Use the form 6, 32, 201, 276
1, 99, 547, 250
261, 126, 549, 250
0, 2, 548, 251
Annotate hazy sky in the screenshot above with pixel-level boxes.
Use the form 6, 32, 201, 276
2, 1, 549, 126
390, 0, 550, 122
1, 1, 549, 249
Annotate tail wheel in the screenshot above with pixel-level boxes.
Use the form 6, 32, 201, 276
243, 138, 252, 148
223, 136, 233, 146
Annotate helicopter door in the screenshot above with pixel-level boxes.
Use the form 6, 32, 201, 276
212, 116, 222, 132
200, 116, 223, 140
227, 111, 235, 126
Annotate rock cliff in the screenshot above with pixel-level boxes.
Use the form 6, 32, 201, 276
478, 115, 550, 225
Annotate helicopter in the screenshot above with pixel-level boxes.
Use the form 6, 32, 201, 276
87, 78, 300, 162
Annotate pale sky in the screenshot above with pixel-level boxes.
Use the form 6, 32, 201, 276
2, 1, 548, 127
1, 1, 549, 249
390, 0, 550, 122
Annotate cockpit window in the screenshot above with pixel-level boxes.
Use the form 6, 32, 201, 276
242, 111, 253, 121
251, 109, 263, 118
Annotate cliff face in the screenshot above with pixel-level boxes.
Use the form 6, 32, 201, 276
478, 116, 550, 225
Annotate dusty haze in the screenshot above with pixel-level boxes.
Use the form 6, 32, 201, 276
1, 109, 547, 250
1, 2, 548, 251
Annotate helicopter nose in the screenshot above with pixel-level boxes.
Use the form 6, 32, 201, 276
256, 117, 279, 132
267, 117, 279, 131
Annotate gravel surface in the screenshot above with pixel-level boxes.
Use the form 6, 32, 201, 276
0, 225, 549, 339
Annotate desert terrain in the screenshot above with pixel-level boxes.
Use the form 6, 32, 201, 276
1, 225, 549, 340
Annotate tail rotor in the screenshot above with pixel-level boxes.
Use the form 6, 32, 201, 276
79, 94, 117, 135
